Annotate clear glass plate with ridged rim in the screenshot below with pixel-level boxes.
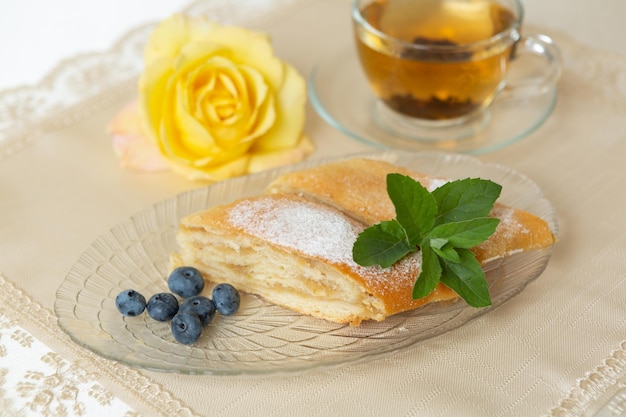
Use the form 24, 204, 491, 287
55, 150, 558, 376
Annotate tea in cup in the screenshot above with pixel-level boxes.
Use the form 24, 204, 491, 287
352, 0, 561, 142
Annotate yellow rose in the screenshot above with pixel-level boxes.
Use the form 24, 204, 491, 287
133, 14, 312, 181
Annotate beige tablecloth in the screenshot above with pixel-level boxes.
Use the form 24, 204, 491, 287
1, 0, 625, 416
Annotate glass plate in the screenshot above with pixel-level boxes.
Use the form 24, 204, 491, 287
308, 43, 558, 153
55, 150, 558, 376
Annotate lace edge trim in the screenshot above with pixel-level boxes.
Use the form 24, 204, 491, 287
549, 341, 626, 416
0, 273, 201, 417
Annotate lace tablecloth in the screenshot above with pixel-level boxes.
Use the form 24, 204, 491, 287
1, 0, 626, 416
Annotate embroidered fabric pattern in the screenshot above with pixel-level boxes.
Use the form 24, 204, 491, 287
0, 275, 198, 417
0, 323, 137, 416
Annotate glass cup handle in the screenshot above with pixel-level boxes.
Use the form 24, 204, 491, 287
497, 34, 563, 102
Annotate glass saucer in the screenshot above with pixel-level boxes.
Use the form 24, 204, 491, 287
308, 44, 558, 154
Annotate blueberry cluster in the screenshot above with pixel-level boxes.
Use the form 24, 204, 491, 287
114, 266, 240, 345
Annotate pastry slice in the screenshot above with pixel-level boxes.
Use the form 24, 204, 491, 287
171, 194, 457, 326
171, 158, 556, 326
265, 158, 557, 263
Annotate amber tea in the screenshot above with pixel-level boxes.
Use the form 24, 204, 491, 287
355, 0, 518, 121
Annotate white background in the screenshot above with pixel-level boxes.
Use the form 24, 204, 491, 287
0, 0, 190, 91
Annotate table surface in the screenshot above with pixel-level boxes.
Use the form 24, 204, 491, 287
1, 1, 626, 416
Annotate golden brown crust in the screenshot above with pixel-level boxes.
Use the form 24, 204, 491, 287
266, 158, 427, 225
266, 158, 557, 262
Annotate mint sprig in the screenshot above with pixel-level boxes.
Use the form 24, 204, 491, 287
352, 174, 502, 307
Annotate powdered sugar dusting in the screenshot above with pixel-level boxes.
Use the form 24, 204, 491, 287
228, 197, 359, 264
493, 205, 530, 235
226, 196, 422, 296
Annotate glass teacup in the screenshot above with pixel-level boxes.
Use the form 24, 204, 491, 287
352, 0, 562, 142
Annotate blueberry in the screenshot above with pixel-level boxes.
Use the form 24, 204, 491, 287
212, 283, 240, 316
167, 266, 205, 298
115, 289, 146, 317
146, 292, 179, 322
179, 296, 216, 326
171, 312, 202, 345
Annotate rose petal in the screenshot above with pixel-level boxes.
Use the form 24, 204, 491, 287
144, 14, 216, 65
204, 26, 284, 88
111, 134, 170, 172
139, 57, 173, 141
108, 102, 169, 172
248, 134, 315, 173
252, 62, 306, 151
170, 154, 251, 182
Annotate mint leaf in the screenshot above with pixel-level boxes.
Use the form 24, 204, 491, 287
427, 217, 500, 249
352, 173, 501, 309
412, 242, 442, 299
352, 220, 413, 268
440, 248, 492, 307
429, 237, 448, 250
430, 242, 461, 263
387, 174, 437, 246
432, 178, 502, 225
